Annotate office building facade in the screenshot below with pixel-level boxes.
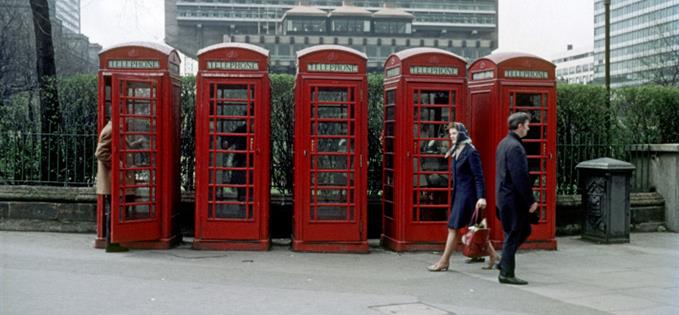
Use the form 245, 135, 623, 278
165, 0, 498, 72
593, 0, 679, 87
552, 45, 594, 84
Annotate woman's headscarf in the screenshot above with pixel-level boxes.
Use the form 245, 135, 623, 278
454, 122, 471, 147
447, 122, 473, 158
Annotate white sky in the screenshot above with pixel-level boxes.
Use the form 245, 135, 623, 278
81, 0, 594, 60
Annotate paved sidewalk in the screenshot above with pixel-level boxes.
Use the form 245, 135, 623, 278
1, 231, 678, 315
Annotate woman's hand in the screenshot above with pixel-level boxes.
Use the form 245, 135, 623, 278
476, 198, 487, 210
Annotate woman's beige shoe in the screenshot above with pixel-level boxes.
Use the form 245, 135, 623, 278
427, 263, 449, 272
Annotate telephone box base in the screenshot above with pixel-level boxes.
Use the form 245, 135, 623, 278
192, 239, 270, 251
292, 238, 369, 253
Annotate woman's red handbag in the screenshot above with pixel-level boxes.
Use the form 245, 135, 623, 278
462, 206, 490, 258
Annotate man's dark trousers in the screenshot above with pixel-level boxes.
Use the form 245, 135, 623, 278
498, 211, 531, 277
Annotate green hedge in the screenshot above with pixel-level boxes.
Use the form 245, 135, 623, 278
3, 75, 679, 193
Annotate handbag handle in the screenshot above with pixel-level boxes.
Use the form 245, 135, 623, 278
468, 203, 482, 227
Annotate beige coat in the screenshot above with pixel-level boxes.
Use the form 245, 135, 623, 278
95, 121, 112, 195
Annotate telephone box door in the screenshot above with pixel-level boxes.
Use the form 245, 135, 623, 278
407, 84, 458, 239
110, 75, 162, 243
198, 79, 260, 240
503, 87, 556, 240
301, 80, 363, 241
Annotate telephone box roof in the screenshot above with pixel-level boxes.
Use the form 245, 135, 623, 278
391, 47, 465, 62
297, 45, 367, 60
197, 42, 269, 57
476, 52, 554, 67
100, 41, 175, 56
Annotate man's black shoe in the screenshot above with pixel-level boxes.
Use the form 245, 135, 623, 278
498, 274, 528, 285
105, 243, 129, 253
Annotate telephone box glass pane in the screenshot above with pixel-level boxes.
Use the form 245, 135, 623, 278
411, 89, 455, 222
511, 92, 549, 219
309, 86, 355, 222
207, 83, 256, 220
118, 80, 157, 222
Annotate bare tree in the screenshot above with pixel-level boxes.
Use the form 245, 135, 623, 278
0, 1, 37, 104
639, 24, 679, 86
30, 0, 62, 183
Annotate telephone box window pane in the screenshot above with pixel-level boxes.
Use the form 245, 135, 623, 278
123, 204, 150, 220
317, 138, 353, 153
125, 135, 153, 150
216, 84, 251, 100
134, 187, 155, 202
516, 93, 541, 107
312, 122, 348, 135
126, 83, 153, 98
313, 189, 348, 203
214, 204, 248, 219
415, 90, 449, 105
413, 172, 449, 188
416, 189, 448, 205
385, 123, 394, 137
386, 90, 396, 105
316, 206, 347, 220
126, 99, 151, 115
127, 152, 151, 167
384, 153, 394, 169
416, 123, 448, 139
313, 172, 349, 186
417, 207, 448, 221
313, 106, 349, 119
124, 118, 152, 132
385, 138, 394, 152
418, 140, 448, 155
416, 157, 449, 172
384, 171, 394, 186
314, 155, 351, 169
386, 107, 395, 120
212, 120, 252, 135
418, 107, 450, 122
314, 88, 350, 102
383, 201, 393, 218
213, 102, 254, 117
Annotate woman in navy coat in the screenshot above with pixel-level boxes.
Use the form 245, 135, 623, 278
428, 122, 499, 271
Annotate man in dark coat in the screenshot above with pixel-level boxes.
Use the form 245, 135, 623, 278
495, 112, 538, 285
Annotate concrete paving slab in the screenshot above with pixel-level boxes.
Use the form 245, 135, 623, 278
2, 231, 678, 315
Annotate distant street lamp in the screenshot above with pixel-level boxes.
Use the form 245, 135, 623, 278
604, 0, 610, 96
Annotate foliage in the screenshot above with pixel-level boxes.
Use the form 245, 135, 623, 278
613, 85, 679, 144
366, 73, 384, 197
3, 74, 679, 193
180, 76, 196, 191
269, 73, 295, 195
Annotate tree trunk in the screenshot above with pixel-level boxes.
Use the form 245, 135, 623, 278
30, 0, 62, 183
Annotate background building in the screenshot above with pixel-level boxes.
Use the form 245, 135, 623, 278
593, 0, 679, 87
552, 45, 594, 84
165, 0, 498, 72
50, 0, 80, 34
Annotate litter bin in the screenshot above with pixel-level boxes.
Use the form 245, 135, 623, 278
576, 158, 635, 243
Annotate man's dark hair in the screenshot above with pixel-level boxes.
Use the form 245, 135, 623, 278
508, 112, 531, 130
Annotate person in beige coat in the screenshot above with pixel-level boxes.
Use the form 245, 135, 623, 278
95, 120, 129, 252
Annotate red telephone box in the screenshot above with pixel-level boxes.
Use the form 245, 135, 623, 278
381, 48, 467, 252
193, 43, 271, 250
95, 42, 182, 249
293, 45, 369, 253
466, 52, 557, 250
